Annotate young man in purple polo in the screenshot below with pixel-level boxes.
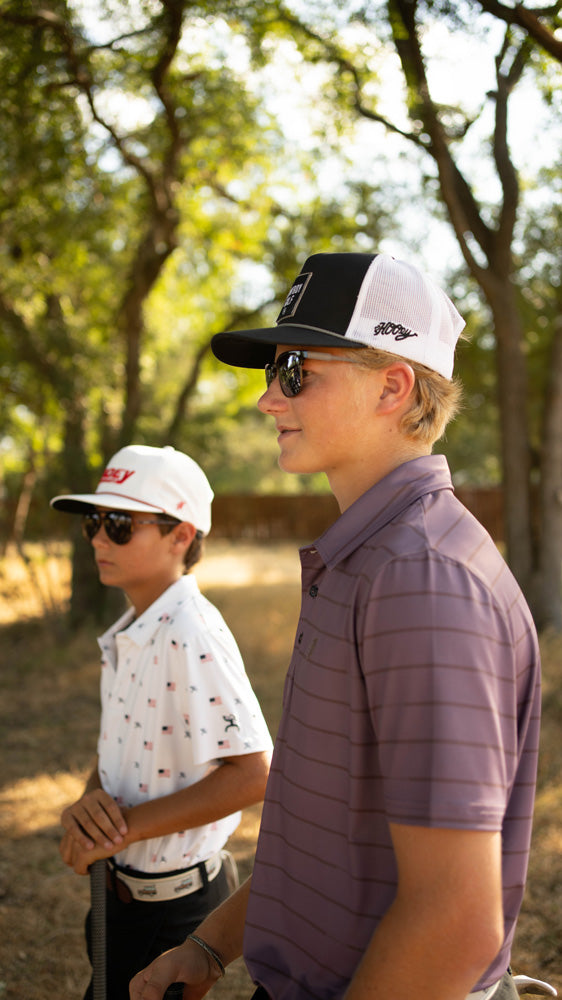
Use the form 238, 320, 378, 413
130, 254, 541, 1000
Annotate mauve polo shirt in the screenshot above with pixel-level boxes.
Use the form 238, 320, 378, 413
244, 454, 541, 1000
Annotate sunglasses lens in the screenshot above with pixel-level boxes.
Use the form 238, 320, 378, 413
104, 511, 134, 544
280, 354, 302, 397
265, 353, 303, 397
82, 512, 100, 540
81, 510, 134, 544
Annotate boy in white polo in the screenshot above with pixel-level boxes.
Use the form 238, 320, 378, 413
51, 444, 272, 1000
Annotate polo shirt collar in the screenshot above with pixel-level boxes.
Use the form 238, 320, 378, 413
312, 454, 453, 570
98, 575, 199, 652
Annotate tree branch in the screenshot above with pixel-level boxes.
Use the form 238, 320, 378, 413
1, 8, 158, 193
491, 33, 529, 264
276, 9, 426, 145
388, 0, 496, 276
474, 1, 562, 62
164, 299, 278, 444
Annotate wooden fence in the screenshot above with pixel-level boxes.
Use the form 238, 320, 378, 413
210, 487, 505, 542
3, 487, 505, 544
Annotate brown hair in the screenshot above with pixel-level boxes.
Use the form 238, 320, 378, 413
158, 520, 205, 573
347, 347, 462, 445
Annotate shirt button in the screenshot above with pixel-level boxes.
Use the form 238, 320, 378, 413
309, 585, 319, 598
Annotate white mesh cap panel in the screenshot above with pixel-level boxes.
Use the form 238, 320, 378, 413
344, 254, 465, 378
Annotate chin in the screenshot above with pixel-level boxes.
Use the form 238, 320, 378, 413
278, 455, 321, 475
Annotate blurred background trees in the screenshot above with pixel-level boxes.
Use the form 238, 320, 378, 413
0, 0, 561, 628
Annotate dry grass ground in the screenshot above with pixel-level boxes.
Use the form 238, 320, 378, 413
0, 541, 561, 1000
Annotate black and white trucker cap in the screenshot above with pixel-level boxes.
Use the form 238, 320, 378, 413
211, 252, 465, 379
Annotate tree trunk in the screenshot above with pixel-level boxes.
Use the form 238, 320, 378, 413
532, 316, 562, 630
487, 287, 533, 593
8, 462, 37, 552
57, 403, 124, 629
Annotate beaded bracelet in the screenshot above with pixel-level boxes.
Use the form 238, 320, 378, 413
187, 934, 226, 978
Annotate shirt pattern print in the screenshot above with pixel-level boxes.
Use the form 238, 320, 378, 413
97, 574, 272, 873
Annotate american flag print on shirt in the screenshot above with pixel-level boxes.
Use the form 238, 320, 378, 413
96, 573, 273, 874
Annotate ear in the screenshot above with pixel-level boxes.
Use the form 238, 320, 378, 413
376, 362, 416, 415
170, 521, 197, 549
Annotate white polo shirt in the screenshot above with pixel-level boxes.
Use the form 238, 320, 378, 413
97, 574, 272, 874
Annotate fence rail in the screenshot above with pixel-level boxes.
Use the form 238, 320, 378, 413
210, 487, 505, 542
4, 487, 505, 545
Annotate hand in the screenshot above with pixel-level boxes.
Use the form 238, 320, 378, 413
59, 830, 119, 875
129, 939, 223, 1000
61, 789, 128, 851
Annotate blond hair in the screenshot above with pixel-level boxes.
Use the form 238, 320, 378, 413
347, 347, 462, 445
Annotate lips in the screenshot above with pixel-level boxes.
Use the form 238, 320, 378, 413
276, 425, 299, 436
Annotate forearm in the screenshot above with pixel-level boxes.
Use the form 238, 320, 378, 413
122, 751, 269, 846
65, 751, 269, 873
129, 876, 252, 1000
192, 874, 251, 966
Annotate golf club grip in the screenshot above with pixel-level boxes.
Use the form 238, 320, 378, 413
90, 859, 107, 1000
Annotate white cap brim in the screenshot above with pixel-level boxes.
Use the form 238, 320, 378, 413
50, 492, 172, 515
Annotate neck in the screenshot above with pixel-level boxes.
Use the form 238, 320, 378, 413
329, 442, 431, 513
125, 572, 184, 618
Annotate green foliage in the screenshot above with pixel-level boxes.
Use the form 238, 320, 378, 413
1, 0, 561, 519
0, 1, 398, 508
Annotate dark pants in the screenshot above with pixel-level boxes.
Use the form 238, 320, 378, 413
84, 864, 229, 1000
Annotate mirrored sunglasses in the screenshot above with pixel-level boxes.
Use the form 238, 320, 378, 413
264, 350, 362, 397
81, 509, 178, 545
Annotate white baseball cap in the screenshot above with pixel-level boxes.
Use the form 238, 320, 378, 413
211, 252, 465, 379
50, 445, 213, 535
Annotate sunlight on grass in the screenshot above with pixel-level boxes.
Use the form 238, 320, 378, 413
0, 772, 87, 837
195, 540, 301, 587
0, 542, 72, 623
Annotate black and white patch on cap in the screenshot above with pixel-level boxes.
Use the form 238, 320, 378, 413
277, 271, 313, 322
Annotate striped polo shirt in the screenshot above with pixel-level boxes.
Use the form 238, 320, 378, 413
244, 454, 541, 1000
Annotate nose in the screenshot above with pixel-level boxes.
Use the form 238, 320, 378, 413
91, 522, 110, 547
257, 376, 288, 414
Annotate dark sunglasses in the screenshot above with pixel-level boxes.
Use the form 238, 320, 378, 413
264, 350, 362, 397
82, 509, 178, 545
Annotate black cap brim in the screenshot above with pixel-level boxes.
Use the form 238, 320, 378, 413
211, 324, 365, 369
211, 252, 377, 368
